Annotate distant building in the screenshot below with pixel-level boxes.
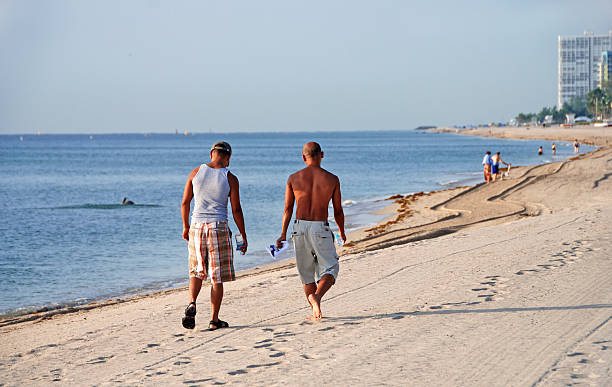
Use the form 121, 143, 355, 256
558, 31, 612, 109
599, 51, 612, 88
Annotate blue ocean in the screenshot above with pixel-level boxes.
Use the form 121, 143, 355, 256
0, 131, 593, 317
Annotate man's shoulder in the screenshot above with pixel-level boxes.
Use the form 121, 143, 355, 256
319, 168, 339, 182
289, 167, 311, 179
189, 166, 201, 178
288, 169, 303, 181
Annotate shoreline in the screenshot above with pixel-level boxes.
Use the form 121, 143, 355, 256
0, 257, 298, 328
342, 125, 609, 254
428, 124, 611, 146
1, 127, 602, 325
2, 125, 611, 385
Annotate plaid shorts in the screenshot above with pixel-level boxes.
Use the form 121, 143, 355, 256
188, 221, 235, 284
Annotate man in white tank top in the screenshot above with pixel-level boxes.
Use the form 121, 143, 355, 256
180, 141, 248, 330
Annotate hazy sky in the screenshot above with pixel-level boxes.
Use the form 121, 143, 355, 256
1, 1, 611, 133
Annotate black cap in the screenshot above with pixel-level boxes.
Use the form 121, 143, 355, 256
211, 141, 232, 155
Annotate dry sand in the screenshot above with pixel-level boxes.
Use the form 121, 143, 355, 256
1, 126, 611, 386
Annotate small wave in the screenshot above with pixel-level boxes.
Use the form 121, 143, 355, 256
0, 277, 186, 319
342, 200, 357, 207
35, 204, 162, 210
438, 179, 459, 187
0, 298, 96, 319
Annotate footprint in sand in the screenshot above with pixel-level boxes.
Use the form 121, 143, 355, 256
519, 241, 593, 277
246, 361, 281, 369
49, 368, 63, 382
593, 340, 611, 351
228, 369, 248, 376
537, 264, 555, 269
468, 275, 508, 303
183, 378, 214, 384
216, 346, 239, 354
516, 269, 539, 275
273, 331, 296, 338
279, 274, 298, 279
85, 355, 114, 365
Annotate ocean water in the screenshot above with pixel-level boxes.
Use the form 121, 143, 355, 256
0, 131, 594, 316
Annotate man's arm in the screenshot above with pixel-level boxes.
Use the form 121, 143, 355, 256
277, 177, 295, 248
331, 176, 346, 242
228, 172, 247, 254
181, 168, 198, 242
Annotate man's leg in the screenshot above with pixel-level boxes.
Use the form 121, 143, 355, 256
189, 277, 202, 303
303, 282, 316, 306
305, 274, 335, 319
210, 283, 223, 322
183, 277, 202, 329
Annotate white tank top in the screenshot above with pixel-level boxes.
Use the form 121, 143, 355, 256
191, 164, 230, 223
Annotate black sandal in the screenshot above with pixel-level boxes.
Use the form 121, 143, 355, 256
208, 319, 229, 331
182, 302, 196, 329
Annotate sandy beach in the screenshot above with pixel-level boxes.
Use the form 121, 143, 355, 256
2, 126, 611, 386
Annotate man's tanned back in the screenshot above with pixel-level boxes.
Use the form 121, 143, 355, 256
289, 166, 340, 221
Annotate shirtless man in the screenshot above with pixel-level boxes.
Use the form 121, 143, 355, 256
277, 142, 346, 320
491, 152, 510, 181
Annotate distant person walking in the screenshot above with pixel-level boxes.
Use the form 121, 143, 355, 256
180, 141, 248, 330
276, 142, 346, 320
491, 152, 510, 181
538, 146, 543, 156
482, 151, 493, 183
552, 143, 556, 156
574, 139, 580, 153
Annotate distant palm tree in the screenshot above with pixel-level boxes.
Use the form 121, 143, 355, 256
586, 88, 606, 120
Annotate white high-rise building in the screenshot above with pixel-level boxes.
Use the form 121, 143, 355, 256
558, 31, 612, 109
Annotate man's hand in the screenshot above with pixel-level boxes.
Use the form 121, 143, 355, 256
182, 226, 190, 242
239, 238, 248, 254
276, 234, 287, 249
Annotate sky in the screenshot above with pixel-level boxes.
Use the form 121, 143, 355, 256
0, 0, 611, 134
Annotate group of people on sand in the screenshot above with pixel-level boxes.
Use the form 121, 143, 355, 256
179, 141, 346, 330
482, 151, 510, 183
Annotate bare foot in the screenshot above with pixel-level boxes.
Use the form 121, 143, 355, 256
307, 294, 322, 320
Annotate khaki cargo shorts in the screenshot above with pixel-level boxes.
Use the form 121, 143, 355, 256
291, 220, 339, 284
